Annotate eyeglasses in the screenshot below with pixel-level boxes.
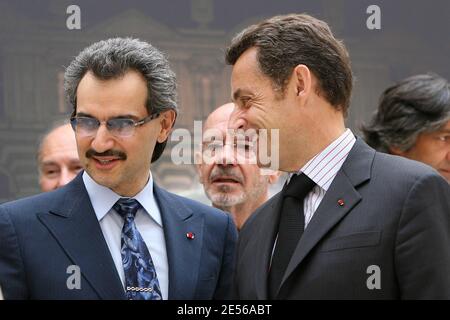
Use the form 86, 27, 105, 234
70, 113, 160, 138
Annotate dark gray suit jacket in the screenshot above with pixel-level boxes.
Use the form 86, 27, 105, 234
235, 139, 450, 299
0, 173, 238, 299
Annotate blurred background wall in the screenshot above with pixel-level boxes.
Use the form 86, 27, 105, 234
0, 0, 449, 203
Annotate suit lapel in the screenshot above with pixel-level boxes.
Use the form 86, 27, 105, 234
277, 138, 375, 297
277, 170, 362, 296
37, 174, 125, 300
253, 192, 284, 299
153, 184, 203, 300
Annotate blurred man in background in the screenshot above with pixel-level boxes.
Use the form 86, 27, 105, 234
197, 103, 279, 230
362, 73, 450, 182
37, 122, 82, 191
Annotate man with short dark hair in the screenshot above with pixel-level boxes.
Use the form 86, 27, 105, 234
0, 38, 237, 300
362, 73, 450, 182
226, 14, 450, 299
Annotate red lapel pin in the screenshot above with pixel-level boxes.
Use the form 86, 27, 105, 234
337, 199, 345, 206
186, 232, 195, 240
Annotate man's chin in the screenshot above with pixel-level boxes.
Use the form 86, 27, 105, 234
86, 169, 117, 188
207, 191, 246, 207
209, 182, 244, 194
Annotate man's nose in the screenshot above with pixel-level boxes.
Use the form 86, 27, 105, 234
228, 107, 246, 130
219, 144, 237, 166
90, 124, 115, 153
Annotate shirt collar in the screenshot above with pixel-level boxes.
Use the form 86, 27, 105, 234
289, 129, 356, 191
82, 171, 162, 226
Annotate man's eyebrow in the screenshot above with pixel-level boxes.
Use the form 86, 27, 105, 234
41, 161, 59, 167
75, 112, 93, 118
232, 88, 254, 102
232, 88, 250, 102
75, 113, 140, 120
202, 133, 224, 141
112, 114, 141, 120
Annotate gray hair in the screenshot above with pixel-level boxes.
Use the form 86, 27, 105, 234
64, 37, 177, 162
361, 73, 450, 153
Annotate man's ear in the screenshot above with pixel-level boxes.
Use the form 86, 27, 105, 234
292, 64, 312, 99
157, 109, 176, 143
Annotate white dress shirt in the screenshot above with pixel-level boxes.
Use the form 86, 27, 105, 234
82, 171, 169, 300
289, 128, 356, 228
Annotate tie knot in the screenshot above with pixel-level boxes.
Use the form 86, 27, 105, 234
113, 198, 141, 220
284, 173, 316, 200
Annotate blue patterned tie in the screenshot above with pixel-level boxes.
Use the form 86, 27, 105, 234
114, 198, 162, 300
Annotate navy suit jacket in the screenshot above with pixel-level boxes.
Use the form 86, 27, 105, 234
0, 173, 237, 299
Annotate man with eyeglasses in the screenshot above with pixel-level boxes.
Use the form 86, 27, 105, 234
0, 38, 237, 300
196, 103, 280, 231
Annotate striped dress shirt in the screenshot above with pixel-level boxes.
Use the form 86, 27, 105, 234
289, 129, 356, 229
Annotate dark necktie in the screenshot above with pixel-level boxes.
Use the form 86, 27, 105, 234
114, 198, 162, 300
268, 173, 316, 298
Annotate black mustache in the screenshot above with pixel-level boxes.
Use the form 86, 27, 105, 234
86, 149, 127, 160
